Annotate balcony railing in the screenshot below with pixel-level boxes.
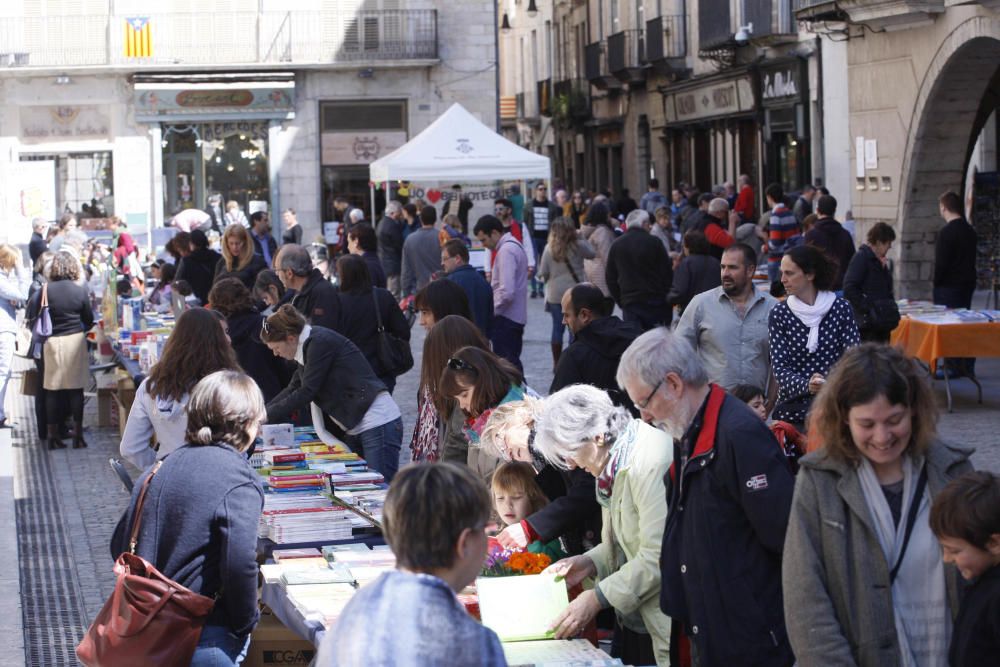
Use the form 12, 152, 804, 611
584, 41, 622, 91
553, 77, 591, 127
746, 0, 796, 40
0, 10, 438, 68
607, 30, 646, 85
698, 0, 733, 50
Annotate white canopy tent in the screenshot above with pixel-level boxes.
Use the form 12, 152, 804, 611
369, 102, 550, 185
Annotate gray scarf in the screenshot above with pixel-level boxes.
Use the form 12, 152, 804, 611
857, 455, 950, 667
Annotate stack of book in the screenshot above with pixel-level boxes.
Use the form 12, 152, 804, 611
263, 505, 355, 544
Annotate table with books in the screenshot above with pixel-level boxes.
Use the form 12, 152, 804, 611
252, 427, 627, 666
891, 301, 1000, 411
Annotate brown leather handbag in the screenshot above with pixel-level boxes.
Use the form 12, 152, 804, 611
76, 461, 216, 667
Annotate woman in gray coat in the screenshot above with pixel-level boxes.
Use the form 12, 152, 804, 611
783, 344, 972, 667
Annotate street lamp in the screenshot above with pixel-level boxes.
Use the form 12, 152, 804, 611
527, 0, 538, 18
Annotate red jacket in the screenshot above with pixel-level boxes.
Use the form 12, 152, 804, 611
734, 185, 755, 221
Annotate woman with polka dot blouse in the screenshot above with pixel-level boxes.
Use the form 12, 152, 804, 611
769, 245, 860, 427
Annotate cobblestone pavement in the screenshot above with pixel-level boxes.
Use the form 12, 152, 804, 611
4, 295, 999, 665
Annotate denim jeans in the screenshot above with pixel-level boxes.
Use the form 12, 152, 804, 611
346, 417, 403, 482
490, 315, 525, 372
544, 301, 567, 345
622, 300, 672, 331
0, 332, 14, 422
190, 625, 251, 667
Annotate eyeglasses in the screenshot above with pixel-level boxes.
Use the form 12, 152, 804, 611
446, 357, 475, 373
635, 378, 664, 410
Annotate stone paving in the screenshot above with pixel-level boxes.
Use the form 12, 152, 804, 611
3, 295, 999, 665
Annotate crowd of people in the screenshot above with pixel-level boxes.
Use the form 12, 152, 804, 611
4, 175, 997, 667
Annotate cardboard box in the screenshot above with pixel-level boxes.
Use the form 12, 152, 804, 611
242, 608, 317, 667
97, 388, 116, 427
114, 375, 136, 439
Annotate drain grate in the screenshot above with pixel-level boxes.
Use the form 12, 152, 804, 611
11, 364, 89, 666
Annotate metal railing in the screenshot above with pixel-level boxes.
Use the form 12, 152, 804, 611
0, 10, 438, 68
646, 15, 687, 60
584, 41, 606, 82
607, 29, 645, 73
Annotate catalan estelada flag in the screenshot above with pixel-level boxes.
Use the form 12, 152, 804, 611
124, 17, 152, 58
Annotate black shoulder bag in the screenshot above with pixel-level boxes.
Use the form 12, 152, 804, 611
373, 290, 414, 377
889, 464, 928, 584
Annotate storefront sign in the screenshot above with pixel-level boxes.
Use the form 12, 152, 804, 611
134, 82, 294, 120
664, 77, 754, 124
201, 121, 269, 142
321, 132, 408, 165
20, 105, 110, 143
760, 62, 805, 105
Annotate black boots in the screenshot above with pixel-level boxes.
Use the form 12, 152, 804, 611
46, 424, 66, 450
72, 420, 87, 449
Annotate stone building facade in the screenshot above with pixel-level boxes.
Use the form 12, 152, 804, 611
0, 0, 496, 246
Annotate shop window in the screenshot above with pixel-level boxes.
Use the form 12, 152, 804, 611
20, 152, 114, 219
161, 122, 269, 221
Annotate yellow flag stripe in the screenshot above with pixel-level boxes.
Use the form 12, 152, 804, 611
123, 20, 152, 58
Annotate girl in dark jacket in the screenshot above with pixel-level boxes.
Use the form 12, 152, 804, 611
334, 254, 411, 394
843, 222, 897, 343
208, 278, 294, 404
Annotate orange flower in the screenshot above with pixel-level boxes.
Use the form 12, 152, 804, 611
535, 553, 552, 569
508, 552, 528, 571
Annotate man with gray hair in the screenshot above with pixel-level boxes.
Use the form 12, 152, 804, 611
692, 198, 739, 260
605, 209, 673, 330
29, 218, 49, 262
274, 244, 341, 330
616, 328, 794, 667
377, 200, 405, 298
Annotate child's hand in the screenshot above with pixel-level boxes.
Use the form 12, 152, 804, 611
496, 523, 529, 550
544, 555, 596, 588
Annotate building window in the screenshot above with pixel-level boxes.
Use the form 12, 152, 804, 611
20, 152, 114, 219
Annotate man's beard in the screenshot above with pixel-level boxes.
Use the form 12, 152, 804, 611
655, 398, 697, 441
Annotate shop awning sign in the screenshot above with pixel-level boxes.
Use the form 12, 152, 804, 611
134, 81, 294, 121
664, 76, 754, 124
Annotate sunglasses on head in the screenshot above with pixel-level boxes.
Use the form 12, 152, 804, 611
446, 357, 477, 373
260, 319, 271, 336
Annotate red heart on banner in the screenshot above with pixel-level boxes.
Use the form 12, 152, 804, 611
426, 188, 442, 204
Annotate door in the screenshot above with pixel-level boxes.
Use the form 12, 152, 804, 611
165, 153, 200, 217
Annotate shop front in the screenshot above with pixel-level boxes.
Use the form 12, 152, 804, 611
661, 71, 758, 194
319, 99, 408, 221
133, 73, 295, 228
759, 59, 810, 195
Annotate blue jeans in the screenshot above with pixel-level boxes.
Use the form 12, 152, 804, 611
544, 301, 567, 345
622, 300, 672, 331
490, 315, 524, 372
346, 416, 403, 482
190, 625, 251, 667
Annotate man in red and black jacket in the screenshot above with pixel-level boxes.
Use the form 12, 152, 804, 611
618, 328, 795, 667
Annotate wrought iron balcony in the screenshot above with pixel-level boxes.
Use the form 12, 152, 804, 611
0, 10, 438, 69
607, 30, 647, 85
553, 77, 591, 127
745, 0, 797, 42
698, 0, 733, 51
645, 15, 688, 77
584, 41, 622, 91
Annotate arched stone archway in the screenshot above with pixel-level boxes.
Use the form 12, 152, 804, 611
897, 17, 1000, 297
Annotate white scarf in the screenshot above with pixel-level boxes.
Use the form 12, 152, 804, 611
857, 456, 951, 667
786, 290, 837, 353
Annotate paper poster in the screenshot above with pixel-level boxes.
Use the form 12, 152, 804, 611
477, 574, 569, 642
855, 137, 866, 178
864, 139, 878, 170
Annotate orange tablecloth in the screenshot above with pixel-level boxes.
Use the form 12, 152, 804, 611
891, 317, 1000, 369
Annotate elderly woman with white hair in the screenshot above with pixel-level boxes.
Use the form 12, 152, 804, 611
535, 384, 673, 666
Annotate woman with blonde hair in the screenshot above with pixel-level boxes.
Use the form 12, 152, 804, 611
537, 217, 595, 366
783, 343, 973, 666
0, 243, 30, 428
214, 224, 266, 289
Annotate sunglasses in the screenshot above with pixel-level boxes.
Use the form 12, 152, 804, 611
260, 319, 271, 337
446, 357, 475, 373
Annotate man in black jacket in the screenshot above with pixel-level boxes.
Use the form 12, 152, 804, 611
934, 190, 979, 377
605, 209, 673, 330
377, 201, 405, 298
29, 218, 49, 263
618, 328, 795, 667
523, 183, 562, 298
275, 244, 341, 331
174, 230, 220, 305
551, 282, 641, 411
249, 211, 277, 268
804, 194, 855, 291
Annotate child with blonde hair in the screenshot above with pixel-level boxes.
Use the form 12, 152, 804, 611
491, 462, 566, 561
